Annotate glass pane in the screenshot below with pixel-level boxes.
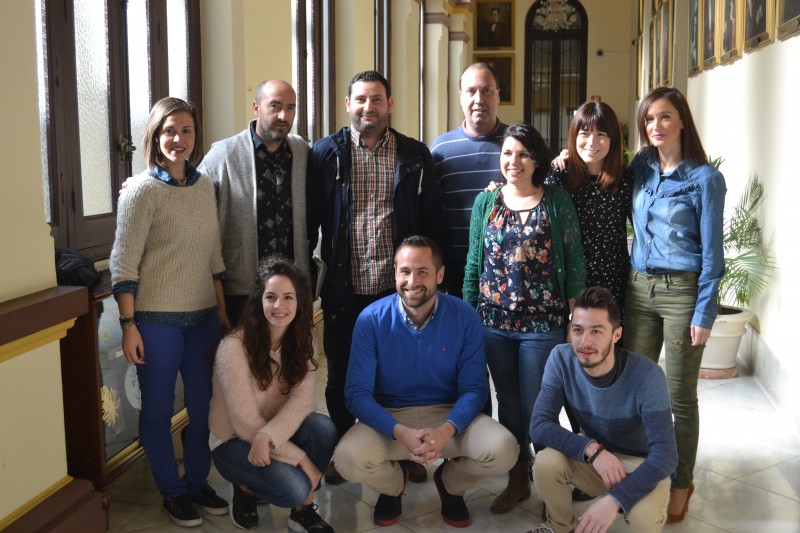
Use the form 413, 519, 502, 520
35, 0, 51, 222
167, 0, 188, 101
532, 40, 552, 146
75, 0, 112, 216
128, 0, 150, 176
560, 39, 580, 150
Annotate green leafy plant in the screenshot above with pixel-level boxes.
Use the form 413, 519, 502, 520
717, 170, 777, 308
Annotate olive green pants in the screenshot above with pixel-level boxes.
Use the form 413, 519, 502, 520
625, 270, 704, 489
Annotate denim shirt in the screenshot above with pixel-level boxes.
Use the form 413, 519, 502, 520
629, 149, 726, 329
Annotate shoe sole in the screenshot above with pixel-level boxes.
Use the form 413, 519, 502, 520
163, 507, 202, 527
194, 504, 229, 516
229, 504, 258, 530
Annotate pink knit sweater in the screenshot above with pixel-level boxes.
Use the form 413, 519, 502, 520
208, 334, 317, 466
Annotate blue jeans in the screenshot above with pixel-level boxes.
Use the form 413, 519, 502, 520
212, 413, 337, 508
484, 326, 564, 463
136, 312, 220, 499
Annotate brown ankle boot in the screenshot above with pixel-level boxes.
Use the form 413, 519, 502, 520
490, 461, 531, 513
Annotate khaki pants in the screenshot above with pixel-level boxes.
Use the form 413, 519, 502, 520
533, 447, 670, 533
333, 405, 517, 496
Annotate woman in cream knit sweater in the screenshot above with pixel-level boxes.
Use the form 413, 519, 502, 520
209, 257, 336, 532
110, 97, 230, 527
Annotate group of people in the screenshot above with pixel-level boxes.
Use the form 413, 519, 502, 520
109, 60, 725, 533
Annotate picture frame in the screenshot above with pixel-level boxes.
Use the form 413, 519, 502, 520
654, 13, 662, 87
689, 0, 703, 75
475, 0, 514, 50
720, 0, 744, 63
640, 0, 645, 33
744, 0, 774, 50
660, 0, 673, 85
637, 35, 643, 99
703, 0, 720, 68
777, 0, 800, 39
474, 53, 515, 104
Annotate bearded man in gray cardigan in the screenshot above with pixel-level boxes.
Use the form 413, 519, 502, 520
200, 79, 309, 325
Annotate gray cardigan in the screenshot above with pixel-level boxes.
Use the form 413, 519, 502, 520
199, 121, 309, 295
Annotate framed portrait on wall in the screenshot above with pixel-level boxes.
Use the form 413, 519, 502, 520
474, 53, 515, 104
777, 0, 800, 39
689, 0, 703, 75
744, 0, 775, 49
721, 0, 744, 62
637, 36, 643, 98
661, 0, 673, 85
703, 0, 720, 68
475, 0, 514, 49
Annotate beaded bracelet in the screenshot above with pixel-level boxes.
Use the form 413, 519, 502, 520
588, 443, 605, 464
119, 316, 136, 331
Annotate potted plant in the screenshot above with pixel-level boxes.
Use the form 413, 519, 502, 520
700, 170, 777, 378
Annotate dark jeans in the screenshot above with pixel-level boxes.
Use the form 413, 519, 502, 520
212, 413, 337, 508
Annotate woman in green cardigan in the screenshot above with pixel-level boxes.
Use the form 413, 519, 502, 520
463, 122, 586, 514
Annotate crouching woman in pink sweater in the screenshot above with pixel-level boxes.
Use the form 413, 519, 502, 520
209, 257, 336, 532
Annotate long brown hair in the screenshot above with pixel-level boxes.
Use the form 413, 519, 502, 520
566, 101, 625, 194
636, 86, 707, 165
235, 257, 316, 392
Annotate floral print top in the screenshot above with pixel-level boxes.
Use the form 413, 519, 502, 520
477, 190, 566, 332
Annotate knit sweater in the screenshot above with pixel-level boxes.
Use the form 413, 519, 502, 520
430, 123, 507, 282
462, 184, 586, 308
110, 170, 225, 312
345, 293, 487, 438
208, 334, 317, 466
199, 123, 310, 295
530, 345, 678, 513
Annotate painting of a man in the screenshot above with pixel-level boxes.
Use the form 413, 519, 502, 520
476, 2, 513, 49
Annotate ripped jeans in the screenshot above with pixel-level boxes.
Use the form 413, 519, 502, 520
624, 269, 704, 489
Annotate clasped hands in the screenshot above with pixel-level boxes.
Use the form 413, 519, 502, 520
393, 422, 455, 465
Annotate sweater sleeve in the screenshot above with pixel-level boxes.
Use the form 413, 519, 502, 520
553, 187, 586, 300
110, 176, 156, 290
446, 307, 488, 432
201, 175, 226, 277
345, 311, 399, 438
214, 336, 311, 466
462, 191, 493, 307
607, 365, 678, 513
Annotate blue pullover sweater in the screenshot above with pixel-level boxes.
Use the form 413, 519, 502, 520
530, 345, 678, 513
345, 292, 487, 438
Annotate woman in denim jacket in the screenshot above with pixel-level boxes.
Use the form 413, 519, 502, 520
625, 87, 726, 523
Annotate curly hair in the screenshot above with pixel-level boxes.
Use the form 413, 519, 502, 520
234, 256, 317, 392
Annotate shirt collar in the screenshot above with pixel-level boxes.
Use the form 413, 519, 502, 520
396, 293, 439, 332
150, 163, 200, 187
350, 126, 391, 150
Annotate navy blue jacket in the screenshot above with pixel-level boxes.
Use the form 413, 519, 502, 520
307, 127, 446, 314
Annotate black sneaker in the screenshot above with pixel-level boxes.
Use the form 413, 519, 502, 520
189, 485, 229, 515
433, 461, 471, 527
373, 461, 409, 527
230, 483, 259, 529
324, 462, 345, 485
288, 503, 334, 533
163, 494, 203, 527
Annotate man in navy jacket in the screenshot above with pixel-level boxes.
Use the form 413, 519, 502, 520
307, 71, 445, 484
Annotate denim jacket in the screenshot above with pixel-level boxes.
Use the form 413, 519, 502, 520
629, 149, 726, 329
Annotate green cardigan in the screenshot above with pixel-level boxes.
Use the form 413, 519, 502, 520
462, 184, 587, 308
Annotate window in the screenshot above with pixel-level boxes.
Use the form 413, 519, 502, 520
36, 0, 202, 260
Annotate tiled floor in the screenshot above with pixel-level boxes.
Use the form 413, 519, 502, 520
108, 356, 800, 533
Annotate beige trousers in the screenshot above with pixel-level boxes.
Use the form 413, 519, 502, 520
333, 404, 517, 496
533, 447, 670, 533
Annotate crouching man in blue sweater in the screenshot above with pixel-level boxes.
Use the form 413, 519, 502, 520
528, 287, 678, 533
333, 236, 517, 528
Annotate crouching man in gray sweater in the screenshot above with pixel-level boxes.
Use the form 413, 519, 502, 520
527, 287, 678, 533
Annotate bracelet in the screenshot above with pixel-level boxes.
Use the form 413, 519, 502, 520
120, 316, 136, 331
588, 443, 604, 464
